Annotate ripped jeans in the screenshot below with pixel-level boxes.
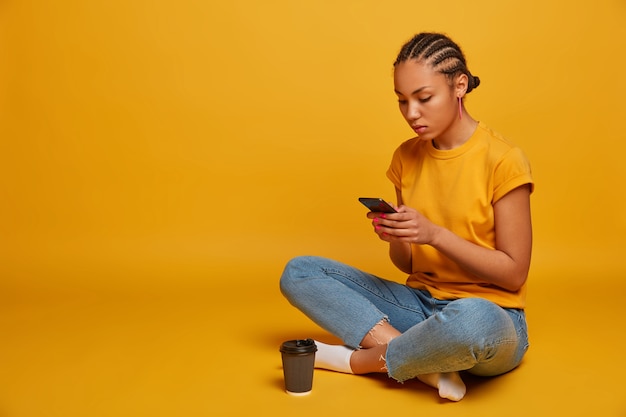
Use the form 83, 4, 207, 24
279, 256, 529, 382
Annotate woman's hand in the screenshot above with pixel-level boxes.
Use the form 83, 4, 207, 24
367, 205, 440, 245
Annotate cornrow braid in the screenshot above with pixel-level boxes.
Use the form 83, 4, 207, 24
394, 33, 481, 94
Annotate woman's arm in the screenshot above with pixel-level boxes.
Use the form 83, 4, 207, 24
387, 188, 412, 274
372, 184, 533, 292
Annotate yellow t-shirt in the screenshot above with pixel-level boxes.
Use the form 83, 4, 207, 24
386, 121, 534, 309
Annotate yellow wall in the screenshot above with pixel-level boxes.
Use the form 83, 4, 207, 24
1, 0, 625, 291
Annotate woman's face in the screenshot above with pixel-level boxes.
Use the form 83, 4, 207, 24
393, 60, 458, 144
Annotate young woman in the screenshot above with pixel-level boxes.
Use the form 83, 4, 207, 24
280, 32, 533, 402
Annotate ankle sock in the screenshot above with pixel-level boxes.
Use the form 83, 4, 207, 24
314, 340, 355, 374
417, 372, 466, 401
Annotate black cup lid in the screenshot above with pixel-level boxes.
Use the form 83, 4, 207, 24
280, 339, 317, 354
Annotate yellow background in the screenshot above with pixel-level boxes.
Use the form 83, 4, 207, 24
1, 1, 625, 416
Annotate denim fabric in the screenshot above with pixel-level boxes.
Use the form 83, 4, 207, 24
279, 256, 529, 382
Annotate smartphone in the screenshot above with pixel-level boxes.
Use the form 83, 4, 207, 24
358, 197, 397, 213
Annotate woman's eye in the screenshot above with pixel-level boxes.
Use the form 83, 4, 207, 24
397, 99, 408, 105
419, 96, 432, 103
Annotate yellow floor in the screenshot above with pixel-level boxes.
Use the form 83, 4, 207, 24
1, 258, 625, 417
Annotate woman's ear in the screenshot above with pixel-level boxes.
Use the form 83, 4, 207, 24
455, 73, 469, 98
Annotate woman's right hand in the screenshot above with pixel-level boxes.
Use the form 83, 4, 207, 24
368, 205, 440, 245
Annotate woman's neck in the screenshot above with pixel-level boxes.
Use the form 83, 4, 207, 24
432, 116, 478, 150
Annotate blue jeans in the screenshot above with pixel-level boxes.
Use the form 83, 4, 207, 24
279, 256, 529, 382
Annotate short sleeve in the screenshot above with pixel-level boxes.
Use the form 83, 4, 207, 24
386, 145, 403, 190
493, 147, 534, 203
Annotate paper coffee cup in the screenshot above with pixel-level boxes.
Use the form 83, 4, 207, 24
279, 339, 317, 395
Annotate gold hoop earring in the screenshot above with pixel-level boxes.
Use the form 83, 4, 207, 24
458, 96, 463, 120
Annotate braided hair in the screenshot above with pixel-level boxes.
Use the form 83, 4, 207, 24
394, 33, 480, 94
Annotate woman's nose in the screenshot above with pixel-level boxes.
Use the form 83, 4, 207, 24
406, 102, 421, 120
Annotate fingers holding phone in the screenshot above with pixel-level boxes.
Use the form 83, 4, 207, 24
359, 197, 399, 240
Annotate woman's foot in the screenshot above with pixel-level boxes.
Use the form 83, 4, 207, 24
417, 372, 466, 401
313, 340, 354, 373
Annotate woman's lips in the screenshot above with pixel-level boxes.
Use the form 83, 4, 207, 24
412, 125, 427, 134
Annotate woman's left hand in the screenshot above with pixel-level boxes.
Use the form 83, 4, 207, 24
367, 205, 440, 245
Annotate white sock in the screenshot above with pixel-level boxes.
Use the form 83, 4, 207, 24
314, 340, 354, 374
417, 372, 466, 401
